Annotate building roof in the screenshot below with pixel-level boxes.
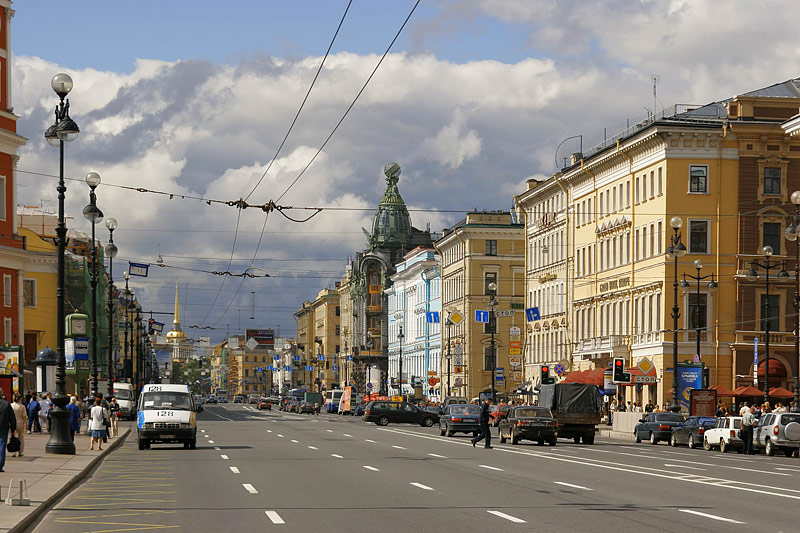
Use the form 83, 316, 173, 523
740, 77, 800, 98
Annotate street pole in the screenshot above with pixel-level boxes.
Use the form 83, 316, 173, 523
487, 283, 499, 402
446, 319, 452, 398
680, 260, 717, 368
123, 271, 130, 382
45, 73, 80, 455
666, 216, 686, 413
398, 325, 404, 399
83, 172, 104, 397
785, 191, 800, 412
104, 219, 118, 397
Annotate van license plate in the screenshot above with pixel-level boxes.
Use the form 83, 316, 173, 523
160, 435, 175, 439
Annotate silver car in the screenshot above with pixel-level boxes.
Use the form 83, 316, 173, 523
753, 412, 800, 457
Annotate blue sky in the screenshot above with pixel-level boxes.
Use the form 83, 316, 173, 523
13, 1, 532, 72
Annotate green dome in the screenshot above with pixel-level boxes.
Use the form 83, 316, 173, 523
368, 162, 412, 250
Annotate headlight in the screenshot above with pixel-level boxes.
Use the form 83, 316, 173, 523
143, 422, 154, 429
180, 423, 191, 429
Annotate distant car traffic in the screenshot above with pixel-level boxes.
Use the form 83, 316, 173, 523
490, 404, 513, 427
350, 403, 366, 417
670, 416, 716, 449
634, 412, 685, 445
248, 394, 261, 404
754, 412, 800, 456
205, 395, 218, 404
286, 399, 301, 413
217, 397, 229, 404
439, 404, 480, 437
257, 397, 272, 410
703, 416, 743, 453
499, 406, 558, 446
363, 401, 438, 427
299, 401, 318, 414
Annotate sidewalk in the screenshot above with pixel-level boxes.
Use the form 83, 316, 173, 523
0, 426, 130, 533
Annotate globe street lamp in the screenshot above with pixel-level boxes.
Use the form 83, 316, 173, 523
45, 73, 80, 455
397, 325, 405, 398
83, 172, 104, 396
746, 246, 788, 405
104, 218, 118, 397
786, 190, 800, 412
679, 259, 717, 365
666, 216, 687, 412
487, 282, 499, 402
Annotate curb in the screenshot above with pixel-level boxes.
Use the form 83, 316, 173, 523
8, 428, 131, 533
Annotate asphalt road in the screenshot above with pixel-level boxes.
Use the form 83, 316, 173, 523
30, 404, 800, 532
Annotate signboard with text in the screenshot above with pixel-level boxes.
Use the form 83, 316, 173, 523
690, 389, 718, 417
245, 329, 275, 346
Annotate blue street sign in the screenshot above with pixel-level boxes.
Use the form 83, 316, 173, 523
367, 382, 373, 389
284, 365, 291, 371
426, 311, 440, 323
305, 365, 313, 371
318, 355, 325, 362
475, 310, 489, 323
525, 307, 541, 322
74, 337, 89, 360
753, 338, 758, 364
332, 365, 339, 371
495, 367, 505, 375
346, 355, 352, 361
128, 262, 149, 277
274, 355, 281, 360
257, 367, 263, 372
293, 355, 301, 362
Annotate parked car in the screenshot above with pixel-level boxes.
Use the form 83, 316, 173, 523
248, 394, 261, 404
233, 395, 245, 404
217, 397, 229, 404
703, 416, 743, 453
499, 406, 558, 446
490, 404, 513, 427
363, 400, 439, 427
258, 397, 272, 410
670, 416, 716, 449
439, 404, 481, 437
634, 412, 686, 444
754, 412, 800, 457
205, 395, 218, 404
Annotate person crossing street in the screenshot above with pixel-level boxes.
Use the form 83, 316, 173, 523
471, 397, 493, 449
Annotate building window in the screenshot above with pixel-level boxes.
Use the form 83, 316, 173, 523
642, 174, 647, 201
3, 317, 10, 344
2, 275, 10, 307
484, 345, 496, 370
760, 294, 780, 331
626, 180, 631, 207
0, 177, 5, 221
689, 165, 708, 193
687, 293, 707, 331
335, 325, 340, 336
650, 171, 655, 199
485, 239, 497, 256
335, 306, 340, 317
689, 220, 709, 253
599, 192, 604, 217
658, 167, 663, 196
23, 279, 36, 308
763, 222, 781, 252
635, 178, 640, 204
764, 167, 781, 195
484, 272, 497, 295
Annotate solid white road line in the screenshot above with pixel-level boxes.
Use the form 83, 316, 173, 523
265, 511, 285, 525
220, 455, 229, 460
487, 510, 526, 523
678, 509, 745, 524
331, 454, 343, 459
308, 446, 318, 450
343, 434, 352, 437
363, 465, 380, 471
365, 439, 376, 443
664, 464, 707, 471
392, 445, 406, 450
410, 482, 434, 491
776, 467, 800, 472
230, 467, 240, 474
291, 439, 299, 443
478, 464, 504, 471
208, 440, 215, 444
428, 453, 447, 458
554, 481, 592, 491
243, 484, 258, 494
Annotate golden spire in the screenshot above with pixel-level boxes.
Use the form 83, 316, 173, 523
166, 280, 186, 340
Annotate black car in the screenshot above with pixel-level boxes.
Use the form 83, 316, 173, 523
498, 406, 558, 445
299, 401, 319, 415
670, 416, 716, 449
635, 412, 686, 444
363, 401, 438, 427
439, 404, 481, 437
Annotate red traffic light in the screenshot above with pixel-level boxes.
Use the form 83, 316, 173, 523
614, 360, 623, 367
542, 366, 549, 373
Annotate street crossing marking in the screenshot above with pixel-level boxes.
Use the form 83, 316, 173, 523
392, 445, 406, 450
220, 455, 229, 460
200, 430, 205, 433
243, 484, 258, 494
478, 464, 504, 471
331, 454, 343, 458
308, 446, 318, 450
679, 510, 745, 524
326, 429, 333, 432
410, 482, 434, 491
487, 510, 526, 523
213, 446, 221, 451
362, 465, 380, 471
230, 467, 240, 474
428, 453, 447, 458
554, 481, 592, 491
266, 430, 272, 433
265, 511, 285, 524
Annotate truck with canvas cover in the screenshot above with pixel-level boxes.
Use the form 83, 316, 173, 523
537, 383, 602, 444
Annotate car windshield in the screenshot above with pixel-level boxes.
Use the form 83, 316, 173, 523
449, 405, 480, 415
514, 408, 552, 418
698, 417, 716, 425
140, 392, 192, 411
655, 414, 684, 422
114, 390, 132, 400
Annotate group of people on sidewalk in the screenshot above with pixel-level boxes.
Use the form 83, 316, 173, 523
0, 388, 123, 471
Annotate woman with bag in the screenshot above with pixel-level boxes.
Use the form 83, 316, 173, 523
88, 397, 106, 451
10, 392, 27, 457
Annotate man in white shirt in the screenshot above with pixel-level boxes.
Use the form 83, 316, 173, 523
739, 402, 749, 416
741, 406, 756, 455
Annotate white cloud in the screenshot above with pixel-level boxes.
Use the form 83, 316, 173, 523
421, 109, 482, 169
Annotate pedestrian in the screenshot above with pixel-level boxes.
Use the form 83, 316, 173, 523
739, 402, 749, 416
634, 402, 643, 413
0, 389, 17, 472
471, 397, 493, 449
10, 392, 27, 457
742, 406, 756, 455
88, 397, 107, 451
108, 396, 120, 438
645, 401, 654, 413
40, 392, 52, 433
654, 404, 661, 412
715, 402, 725, 417
26, 394, 41, 433
66, 396, 82, 441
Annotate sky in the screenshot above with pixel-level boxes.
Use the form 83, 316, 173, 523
10, 0, 800, 342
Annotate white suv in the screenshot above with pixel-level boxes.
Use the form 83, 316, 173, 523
753, 412, 800, 457
703, 416, 743, 453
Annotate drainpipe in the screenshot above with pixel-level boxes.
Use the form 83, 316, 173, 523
580, 158, 600, 365
715, 123, 728, 387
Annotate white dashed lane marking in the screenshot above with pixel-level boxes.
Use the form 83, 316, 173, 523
488, 510, 526, 523
331, 454, 343, 458
308, 446, 318, 450
220, 455, 229, 460
679, 509, 744, 524
265, 511, 285, 524
554, 481, 592, 491
230, 467, 240, 474
410, 482, 434, 491
428, 453, 447, 458
363, 466, 380, 471
478, 464, 504, 472
392, 445, 406, 450
243, 484, 258, 494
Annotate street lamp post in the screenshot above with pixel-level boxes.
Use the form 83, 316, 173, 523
747, 246, 788, 405
785, 190, 800, 412
487, 282, 499, 401
666, 216, 687, 412
680, 259, 717, 364
123, 272, 131, 382
104, 218, 118, 397
83, 172, 104, 397
446, 315, 452, 398
397, 325, 405, 398
45, 73, 80, 455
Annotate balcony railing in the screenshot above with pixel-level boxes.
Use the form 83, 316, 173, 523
575, 335, 629, 353
631, 331, 663, 346
735, 330, 794, 345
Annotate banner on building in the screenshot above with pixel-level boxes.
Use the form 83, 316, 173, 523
245, 329, 275, 346
340, 387, 352, 413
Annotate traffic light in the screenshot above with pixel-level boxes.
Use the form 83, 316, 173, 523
613, 358, 631, 383
541, 365, 555, 385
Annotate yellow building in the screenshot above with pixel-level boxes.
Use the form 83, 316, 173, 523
311, 287, 340, 390
337, 269, 354, 387
17, 226, 57, 370
435, 211, 525, 399
293, 302, 313, 388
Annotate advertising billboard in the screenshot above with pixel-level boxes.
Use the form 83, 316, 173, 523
677, 363, 704, 411
246, 329, 275, 346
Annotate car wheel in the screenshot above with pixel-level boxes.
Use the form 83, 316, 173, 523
703, 437, 711, 451
138, 439, 146, 450
573, 436, 581, 444
670, 434, 678, 447
720, 439, 728, 453
377, 416, 390, 426
184, 441, 190, 449
766, 439, 775, 457
688, 435, 695, 449
635, 431, 641, 444
511, 434, 520, 445
538, 439, 545, 446
446, 430, 455, 437
583, 434, 595, 445
649, 432, 658, 445
421, 417, 435, 427
500, 432, 507, 444
549, 438, 557, 446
